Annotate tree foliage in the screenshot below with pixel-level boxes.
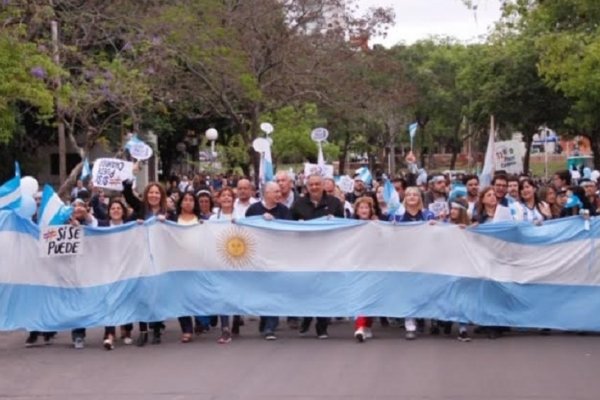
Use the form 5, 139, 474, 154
501, 0, 600, 166
0, 21, 61, 143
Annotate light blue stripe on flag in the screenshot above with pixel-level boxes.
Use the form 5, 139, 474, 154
80, 157, 91, 181
0, 162, 21, 210
383, 177, 402, 216
37, 185, 72, 226
355, 167, 372, 186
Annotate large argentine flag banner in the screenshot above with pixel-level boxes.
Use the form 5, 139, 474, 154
1, 209, 600, 331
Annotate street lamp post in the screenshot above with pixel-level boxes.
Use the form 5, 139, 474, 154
205, 128, 218, 170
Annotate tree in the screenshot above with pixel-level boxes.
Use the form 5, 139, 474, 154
504, 0, 600, 167
0, 9, 61, 144
1, 1, 154, 193
265, 103, 340, 165
458, 33, 569, 173
138, 0, 393, 179
392, 39, 471, 170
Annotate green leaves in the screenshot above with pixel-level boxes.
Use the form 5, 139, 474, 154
0, 32, 60, 142
506, 0, 600, 136
266, 104, 334, 164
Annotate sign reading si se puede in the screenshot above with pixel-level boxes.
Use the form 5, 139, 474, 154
91, 158, 134, 191
40, 225, 84, 257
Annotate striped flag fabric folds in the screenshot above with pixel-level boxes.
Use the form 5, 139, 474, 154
0, 162, 21, 210
37, 185, 73, 227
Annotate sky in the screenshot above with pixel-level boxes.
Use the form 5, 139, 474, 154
356, 0, 503, 47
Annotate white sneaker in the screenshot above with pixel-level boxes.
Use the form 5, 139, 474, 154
354, 327, 365, 342
103, 338, 114, 350
123, 337, 133, 345
73, 337, 85, 349
405, 331, 417, 340
364, 328, 373, 339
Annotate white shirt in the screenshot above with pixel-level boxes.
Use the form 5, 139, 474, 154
281, 191, 295, 209
178, 181, 190, 193
209, 210, 234, 221
493, 205, 514, 222
178, 215, 199, 225
520, 203, 544, 223
233, 197, 258, 219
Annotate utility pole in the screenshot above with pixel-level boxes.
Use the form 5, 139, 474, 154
51, 16, 66, 184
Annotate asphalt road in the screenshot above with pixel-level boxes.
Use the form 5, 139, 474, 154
1, 319, 599, 400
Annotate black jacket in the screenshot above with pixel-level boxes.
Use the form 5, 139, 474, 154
246, 202, 292, 220
291, 192, 344, 221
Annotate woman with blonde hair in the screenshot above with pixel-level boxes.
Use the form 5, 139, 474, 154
395, 186, 434, 340
398, 187, 435, 222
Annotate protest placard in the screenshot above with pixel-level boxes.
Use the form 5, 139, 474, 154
337, 175, 354, 193
304, 163, 334, 179
494, 140, 524, 174
128, 142, 153, 161
91, 158, 133, 191
125, 135, 154, 161
40, 225, 84, 257
428, 200, 449, 218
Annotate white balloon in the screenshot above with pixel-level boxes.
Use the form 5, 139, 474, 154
252, 138, 270, 152
20, 176, 39, 197
16, 195, 36, 219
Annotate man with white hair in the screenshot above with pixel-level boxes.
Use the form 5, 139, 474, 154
245, 182, 292, 340
246, 182, 292, 221
275, 171, 298, 208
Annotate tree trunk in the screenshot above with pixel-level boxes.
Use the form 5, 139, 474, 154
387, 126, 396, 176
57, 162, 83, 200
419, 125, 426, 168
449, 122, 463, 170
522, 126, 535, 175
338, 130, 351, 175
584, 131, 600, 170
449, 146, 457, 170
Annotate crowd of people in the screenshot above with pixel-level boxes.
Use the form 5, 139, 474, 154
22, 166, 598, 350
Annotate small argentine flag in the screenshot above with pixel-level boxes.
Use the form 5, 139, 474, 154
37, 185, 73, 226
80, 157, 91, 181
355, 166, 372, 186
383, 176, 404, 216
0, 162, 22, 210
408, 122, 418, 149
264, 141, 274, 183
125, 135, 142, 150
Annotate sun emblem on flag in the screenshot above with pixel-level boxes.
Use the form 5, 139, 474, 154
217, 226, 257, 267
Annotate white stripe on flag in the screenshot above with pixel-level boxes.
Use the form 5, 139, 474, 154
38, 186, 67, 227
0, 186, 21, 209
0, 176, 21, 210
39, 194, 63, 226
